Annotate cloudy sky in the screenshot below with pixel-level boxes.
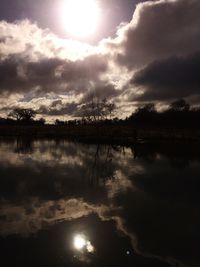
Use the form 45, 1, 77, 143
0, 0, 200, 121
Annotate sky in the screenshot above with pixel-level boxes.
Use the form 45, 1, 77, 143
0, 0, 200, 121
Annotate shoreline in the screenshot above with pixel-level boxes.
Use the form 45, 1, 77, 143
0, 125, 200, 145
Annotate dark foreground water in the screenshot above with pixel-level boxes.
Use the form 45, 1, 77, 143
0, 139, 200, 267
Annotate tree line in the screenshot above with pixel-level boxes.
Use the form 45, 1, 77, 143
1, 99, 200, 129
0, 108, 45, 126
127, 99, 200, 129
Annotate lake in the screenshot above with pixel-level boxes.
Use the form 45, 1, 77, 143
0, 139, 200, 267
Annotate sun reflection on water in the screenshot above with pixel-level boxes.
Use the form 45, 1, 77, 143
73, 234, 94, 253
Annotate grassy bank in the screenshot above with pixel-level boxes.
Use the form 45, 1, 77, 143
1, 125, 200, 144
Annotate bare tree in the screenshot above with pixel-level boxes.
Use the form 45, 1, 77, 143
9, 108, 36, 121
136, 103, 156, 114
106, 102, 116, 119
80, 98, 116, 123
170, 99, 190, 111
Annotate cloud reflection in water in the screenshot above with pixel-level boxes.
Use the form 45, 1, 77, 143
0, 140, 200, 267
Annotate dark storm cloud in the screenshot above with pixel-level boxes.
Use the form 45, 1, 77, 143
131, 51, 200, 101
81, 83, 119, 104
61, 54, 108, 82
0, 56, 62, 94
115, 0, 200, 69
0, 54, 108, 95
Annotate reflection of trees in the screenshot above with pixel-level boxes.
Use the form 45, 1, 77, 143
88, 145, 121, 185
131, 144, 157, 163
131, 143, 192, 169
14, 139, 34, 154
168, 157, 189, 169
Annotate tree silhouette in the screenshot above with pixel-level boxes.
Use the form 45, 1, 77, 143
128, 103, 157, 124
80, 98, 116, 123
9, 108, 36, 122
136, 103, 156, 113
169, 99, 190, 111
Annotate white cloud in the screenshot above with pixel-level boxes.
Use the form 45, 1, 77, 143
0, 20, 96, 61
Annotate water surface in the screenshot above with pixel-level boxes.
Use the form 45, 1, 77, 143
0, 139, 200, 267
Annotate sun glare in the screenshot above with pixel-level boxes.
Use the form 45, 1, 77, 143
74, 235, 86, 250
73, 234, 94, 253
62, 0, 100, 38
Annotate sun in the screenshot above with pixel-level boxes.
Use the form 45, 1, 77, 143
62, 0, 100, 38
